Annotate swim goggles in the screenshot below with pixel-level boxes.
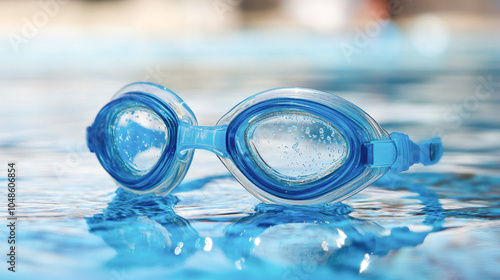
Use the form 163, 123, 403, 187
87, 83, 443, 205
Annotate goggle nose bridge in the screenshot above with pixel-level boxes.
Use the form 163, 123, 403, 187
177, 122, 229, 157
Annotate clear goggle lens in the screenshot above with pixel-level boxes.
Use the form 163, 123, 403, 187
245, 111, 348, 184
112, 107, 169, 175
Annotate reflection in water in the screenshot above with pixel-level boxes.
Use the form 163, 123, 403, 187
86, 175, 445, 277
86, 189, 199, 267
223, 203, 433, 277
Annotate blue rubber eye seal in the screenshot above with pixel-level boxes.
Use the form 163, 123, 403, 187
225, 99, 368, 201
89, 92, 179, 192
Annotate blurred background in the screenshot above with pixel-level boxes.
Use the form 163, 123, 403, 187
1, 0, 500, 152
0, 1, 499, 279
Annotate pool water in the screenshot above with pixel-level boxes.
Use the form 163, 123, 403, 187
0, 32, 499, 279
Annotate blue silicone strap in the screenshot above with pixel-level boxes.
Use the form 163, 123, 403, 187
365, 133, 443, 173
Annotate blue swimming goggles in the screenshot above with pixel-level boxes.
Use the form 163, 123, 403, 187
87, 83, 443, 205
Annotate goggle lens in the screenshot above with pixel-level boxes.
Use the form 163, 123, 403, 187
112, 106, 169, 175
245, 111, 348, 184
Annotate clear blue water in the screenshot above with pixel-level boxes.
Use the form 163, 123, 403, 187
0, 32, 499, 279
